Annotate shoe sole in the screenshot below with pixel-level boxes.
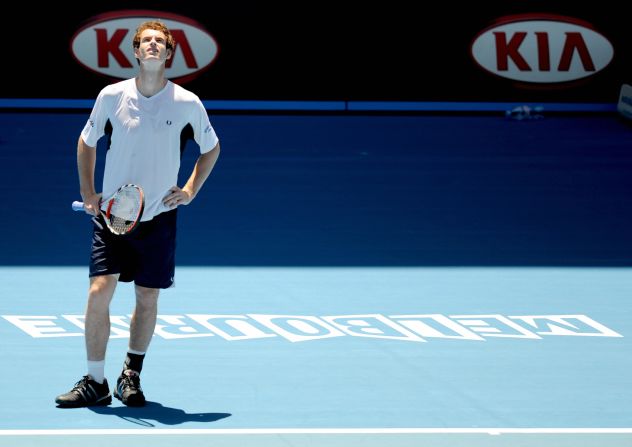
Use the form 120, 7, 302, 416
56, 395, 112, 408
114, 390, 146, 407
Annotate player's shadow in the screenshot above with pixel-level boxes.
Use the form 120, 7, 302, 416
89, 401, 231, 426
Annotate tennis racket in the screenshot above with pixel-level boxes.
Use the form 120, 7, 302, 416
72, 184, 145, 235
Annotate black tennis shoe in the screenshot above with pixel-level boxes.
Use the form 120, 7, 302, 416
114, 370, 146, 407
55, 375, 112, 408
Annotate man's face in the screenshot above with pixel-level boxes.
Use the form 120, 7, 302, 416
135, 29, 172, 67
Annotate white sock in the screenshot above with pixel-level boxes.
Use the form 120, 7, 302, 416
127, 348, 146, 355
87, 360, 106, 384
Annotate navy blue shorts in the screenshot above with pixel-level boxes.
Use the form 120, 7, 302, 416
89, 209, 177, 289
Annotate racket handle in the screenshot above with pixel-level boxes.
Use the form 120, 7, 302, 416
72, 201, 85, 212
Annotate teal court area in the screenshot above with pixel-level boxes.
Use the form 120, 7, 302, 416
0, 266, 630, 446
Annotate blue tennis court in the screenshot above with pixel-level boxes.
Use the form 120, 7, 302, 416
0, 110, 631, 446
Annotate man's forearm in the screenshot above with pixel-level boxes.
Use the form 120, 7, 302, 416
183, 143, 220, 200
77, 136, 97, 198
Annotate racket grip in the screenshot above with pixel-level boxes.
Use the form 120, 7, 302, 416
72, 201, 85, 212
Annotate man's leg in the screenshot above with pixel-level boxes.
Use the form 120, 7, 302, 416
129, 285, 160, 354
55, 274, 118, 407
85, 274, 119, 364
114, 285, 159, 406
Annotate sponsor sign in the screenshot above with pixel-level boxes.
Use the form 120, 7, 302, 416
471, 14, 613, 83
71, 10, 218, 83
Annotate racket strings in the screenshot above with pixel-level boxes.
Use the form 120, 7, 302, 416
106, 187, 143, 234
109, 215, 137, 234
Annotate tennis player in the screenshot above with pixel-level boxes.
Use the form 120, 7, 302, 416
55, 20, 220, 407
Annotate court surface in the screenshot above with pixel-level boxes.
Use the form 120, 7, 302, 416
0, 110, 631, 446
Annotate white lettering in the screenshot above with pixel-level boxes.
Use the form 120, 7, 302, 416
2, 315, 81, 338
510, 315, 624, 337
154, 315, 213, 339
187, 314, 276, 340
391, 314, 484, 341
451, 314, 541, 339
1, 313, 623, 342
249, 315, 344, 342
322, 314, 424, 342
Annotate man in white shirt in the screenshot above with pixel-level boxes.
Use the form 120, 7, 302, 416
56, 19, 220, 407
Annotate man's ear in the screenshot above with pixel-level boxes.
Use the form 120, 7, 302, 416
166, 48, 173, 60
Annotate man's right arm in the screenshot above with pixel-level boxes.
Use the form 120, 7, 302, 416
77, 136, 100, 216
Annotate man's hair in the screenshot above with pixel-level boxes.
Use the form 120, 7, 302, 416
132, 20, 175, 51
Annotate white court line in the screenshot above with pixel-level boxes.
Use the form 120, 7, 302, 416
1, 428, 632, 436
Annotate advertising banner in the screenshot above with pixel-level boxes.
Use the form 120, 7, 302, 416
3, 1, 628, 104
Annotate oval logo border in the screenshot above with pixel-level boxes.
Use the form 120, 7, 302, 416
470, 13, 614, 84
70, 10, 219, 83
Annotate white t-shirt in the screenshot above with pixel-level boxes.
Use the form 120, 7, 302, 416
81, 78, 219, 221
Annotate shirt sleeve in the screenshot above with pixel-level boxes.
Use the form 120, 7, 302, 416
80, 88, 109, 147
191, 97, 219, 154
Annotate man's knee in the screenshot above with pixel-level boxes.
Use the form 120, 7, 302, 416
88, 275, 118, 303
135, 285, 159, 308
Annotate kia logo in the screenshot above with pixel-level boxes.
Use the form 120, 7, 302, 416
71, 10, 219, 83
471, 14, 613, 83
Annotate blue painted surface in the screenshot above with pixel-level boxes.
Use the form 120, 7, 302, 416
0, 112, 631, 267
0, 267, 630, 431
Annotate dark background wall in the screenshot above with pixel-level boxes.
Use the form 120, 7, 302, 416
1, 111, 630, 266
3, 1, 629, 103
